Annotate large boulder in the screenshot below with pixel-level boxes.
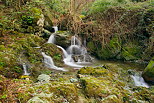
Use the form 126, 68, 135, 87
142, 57, 154, 84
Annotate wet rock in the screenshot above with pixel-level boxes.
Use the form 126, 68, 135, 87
142, 57, 154, 84
37, 74, 50, 83
72, 55, 83, 62
72, 54, 92, 62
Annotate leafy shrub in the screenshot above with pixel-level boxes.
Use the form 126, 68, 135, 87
89, 0, 129, 14
45, 0, 69, 14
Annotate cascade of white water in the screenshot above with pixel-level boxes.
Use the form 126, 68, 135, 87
41, 52, 67, 71
57, 45, 83, 68
131, 75, 149, 88
53, 26, 58, 33
23, 63, 30, 75
46, 27, 91, 68
47, 26, 58, 43
57, 46, 68, 58
47, 34, 55, 43
66, 35, 91, 63
71, 35, 81, 46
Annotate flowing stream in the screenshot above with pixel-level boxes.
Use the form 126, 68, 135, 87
43, 26, 150, 87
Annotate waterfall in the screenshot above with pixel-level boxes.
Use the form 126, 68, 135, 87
47, 26, 58, 43
46, 26, 92, 68
23, 63, 30, 75
41, 52, 67, 71
47, 34, 55, 43
53, 26, 58, 33
131, 75, 149, 88
67, 35, 91, 63
58, 45, 83, 68
57, 46, 68, 58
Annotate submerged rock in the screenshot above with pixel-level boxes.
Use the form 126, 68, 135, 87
142, 57, 154, 84
72, 54, 92, 62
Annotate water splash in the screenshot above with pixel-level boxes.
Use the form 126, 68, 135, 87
23, 63, 30, 75
131, 75, 149, 88
41, 52, 67, 71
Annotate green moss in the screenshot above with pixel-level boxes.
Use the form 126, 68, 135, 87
96, 36, 122, 59
87, 41, 96, 53
49, 82, 78, 102
121, 42, 141, 61
78, 66, 108, 76
142, 57, 154, 83
80, 76, 127, 101
0, 33, 46, 78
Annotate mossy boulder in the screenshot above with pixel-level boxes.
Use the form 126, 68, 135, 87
49, 82, 78, 103
80, 76, 128, 102
25, 82, 78, 103
142, 57, 154, 84
42, 43, 64, 66
54, 31, 71, 49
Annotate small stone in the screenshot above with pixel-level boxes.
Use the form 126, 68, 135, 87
37, 74, 51, 83
70, 78, 78, 83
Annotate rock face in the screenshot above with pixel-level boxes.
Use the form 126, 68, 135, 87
142, 57, 154, 84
